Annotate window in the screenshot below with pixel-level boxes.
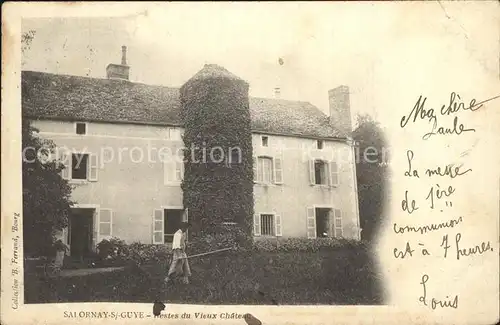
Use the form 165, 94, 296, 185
316, 140, 324, 150
309, 159, 339, 187
257, 157, 273, 183
306, 207, 341, 239
164, 155, 184, 184
75, 122, 87, 135
61, 152, 98, 182
175, 162, 183, 181
253, 213, 282, 237
261, 136, 269, 147
314, 160, 328, 185
72, 153, 89, 180
315, 208, 330, 238
152, 208, 188, 244
226, 148, 242, 167
168, 128, 182, 140
164, 209, 184, 243
260, 214, 275, 236
254, 156, 284, 184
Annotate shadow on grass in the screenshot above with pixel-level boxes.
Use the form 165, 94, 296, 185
25, 248, 384, 305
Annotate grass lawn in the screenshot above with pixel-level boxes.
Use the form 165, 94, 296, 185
25, 249, 384, 305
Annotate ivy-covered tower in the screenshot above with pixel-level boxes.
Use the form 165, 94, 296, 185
180, 64, 254, 241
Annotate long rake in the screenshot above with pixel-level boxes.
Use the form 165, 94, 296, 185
181, 247, 234, 260
161, 247, 234, 287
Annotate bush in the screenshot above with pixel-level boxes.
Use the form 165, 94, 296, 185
26, 236, 384, 304
93, 239, 174, 268
122, 242, 171, 266
251, 237, 365, 252
321, 241, 381, 302
96, 237, 127, 261
188, 223, 248, 254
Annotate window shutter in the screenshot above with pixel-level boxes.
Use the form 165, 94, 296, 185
253, 214, 261, 236
164, 160, 174, 184
153, 209, 164, 244
61, 153, 70, 180
88, 153, 99, 181
328, 209, 335, 237
98, 208, 113, 242
175, 158, 184, 182
329, 161, 339, 187
334, 209, 343, 238
273, 157, 283, 184
309, 160, 315, 185
259, 158, 267, 183
275, 214, 282, 237
306, 207, 316, 239
253, 156, 258, 183
92, 210, 98, 250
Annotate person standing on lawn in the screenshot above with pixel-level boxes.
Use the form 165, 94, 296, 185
164, 222, 191, 284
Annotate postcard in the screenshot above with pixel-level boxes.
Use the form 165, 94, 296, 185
2, 2, 499, 324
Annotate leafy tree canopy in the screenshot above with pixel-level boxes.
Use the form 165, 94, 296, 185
353, 114, 389, 243
22, 119, 74, 256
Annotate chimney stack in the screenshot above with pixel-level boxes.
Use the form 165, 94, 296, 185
274, 87, 281, 99
106, 45, 130, 80
328, 85, 352, 136
121, 45, 127, 65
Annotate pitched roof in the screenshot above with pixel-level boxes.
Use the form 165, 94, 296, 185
21, 70, 346, 139
185, 64, 246, 84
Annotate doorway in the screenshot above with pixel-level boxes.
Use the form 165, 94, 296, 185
164, 209, 184, 243
69, 208, 95, 259
315, 208, 331, 238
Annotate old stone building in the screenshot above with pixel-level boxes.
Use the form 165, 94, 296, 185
22, 47, 360, 258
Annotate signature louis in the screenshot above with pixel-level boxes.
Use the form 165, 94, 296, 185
419, 274, 459, 310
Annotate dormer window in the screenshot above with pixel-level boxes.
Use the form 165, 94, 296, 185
261, 136, 269, 147
75, 122, 87, 135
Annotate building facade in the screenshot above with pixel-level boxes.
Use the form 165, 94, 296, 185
22, 48, 361, 258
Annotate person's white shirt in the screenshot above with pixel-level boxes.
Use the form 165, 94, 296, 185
171, 229, 183, 250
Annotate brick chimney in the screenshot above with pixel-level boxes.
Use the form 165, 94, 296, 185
121, 45, 127, 65
106, 46, 130, 80
328, 85, 352, 135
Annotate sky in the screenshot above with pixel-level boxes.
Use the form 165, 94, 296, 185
21, 2, 499, 134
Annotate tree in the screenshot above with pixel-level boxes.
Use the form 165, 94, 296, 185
21, 30, 36, 66
22, 113, 74, 257
352, 114, 389, 243
22, 30, 74, 256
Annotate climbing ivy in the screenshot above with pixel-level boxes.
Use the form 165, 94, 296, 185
180, 72, 254, 246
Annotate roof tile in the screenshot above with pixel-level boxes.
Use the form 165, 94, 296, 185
22, 71, 346, 139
